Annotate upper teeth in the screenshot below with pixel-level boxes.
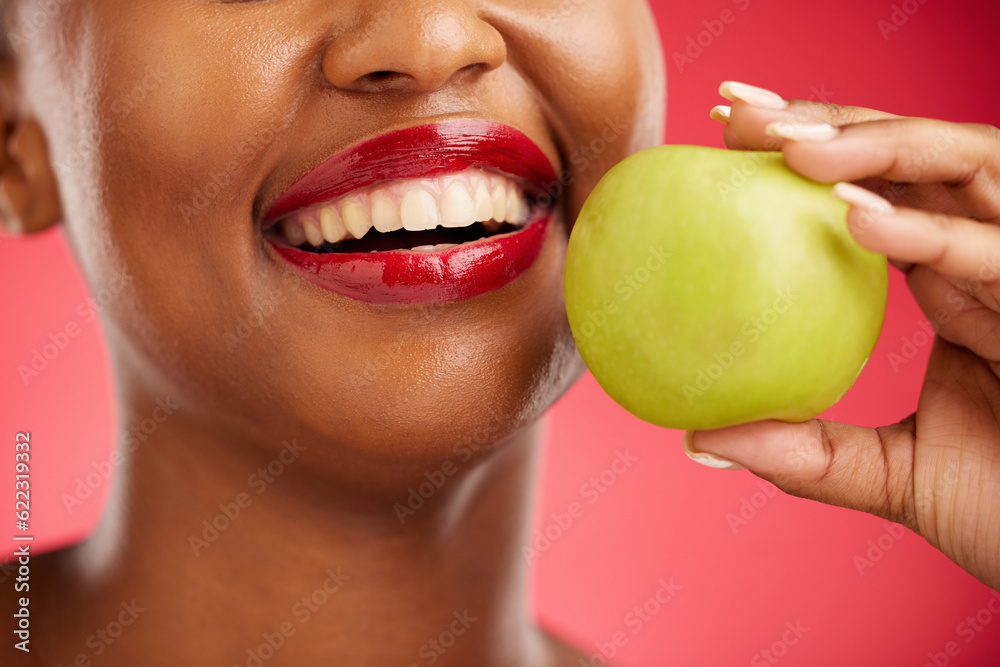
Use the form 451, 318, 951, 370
278, 168, 531, 248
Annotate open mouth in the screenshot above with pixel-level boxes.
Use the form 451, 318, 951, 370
261, 120, 558, 304
267, 167, 535, 255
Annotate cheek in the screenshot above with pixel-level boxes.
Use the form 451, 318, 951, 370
69, 5, 314, 357
97, 7, 306, 230
534, 1, 665, 222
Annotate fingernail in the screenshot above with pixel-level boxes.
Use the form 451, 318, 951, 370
709, 105, 731, 124
719, 81, 788, 110
765, 121, 839, 142
833, 182, 894, 216
684, 431, 745, 471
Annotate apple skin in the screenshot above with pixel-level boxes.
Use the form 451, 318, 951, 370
564, 145, 888, 431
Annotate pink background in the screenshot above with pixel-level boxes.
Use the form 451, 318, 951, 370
3, 1, 1000, 665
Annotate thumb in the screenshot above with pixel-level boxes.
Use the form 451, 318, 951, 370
684, 418, 918, 526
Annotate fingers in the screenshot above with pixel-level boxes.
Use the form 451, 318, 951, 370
770, 116, 991, 186
685, 417, 918, 527
905, 264, 1000, 363
713, 81, 1000, 223
835, 183, 1000, 303
716, 81, 899, 150
720, 124, 749, 151
776, 119, 1000, 223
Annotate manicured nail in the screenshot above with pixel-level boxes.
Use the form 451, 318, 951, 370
833, 182, 894, 216
684, 431, 745, 471
765, 122, 839, 142
719, 81, 788, 110
709, 105, 731, 124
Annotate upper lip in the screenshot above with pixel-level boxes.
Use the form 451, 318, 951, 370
261, 119, 559, 228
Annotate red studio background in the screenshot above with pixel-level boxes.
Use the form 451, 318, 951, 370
3, 1, 1000, 665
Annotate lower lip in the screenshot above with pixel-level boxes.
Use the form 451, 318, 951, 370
271, 212, 552, 304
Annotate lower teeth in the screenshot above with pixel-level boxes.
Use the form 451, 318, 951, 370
410, 243, 458, 252
280, 220, 519, 254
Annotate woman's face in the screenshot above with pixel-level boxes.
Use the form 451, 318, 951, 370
19, 0, 663, 465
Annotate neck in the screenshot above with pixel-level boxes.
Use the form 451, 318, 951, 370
35, 371, 566, 666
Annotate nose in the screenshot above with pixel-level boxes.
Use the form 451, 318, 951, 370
322, 2, 507, 94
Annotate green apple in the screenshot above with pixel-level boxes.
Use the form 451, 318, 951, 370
564, 145, 887, 431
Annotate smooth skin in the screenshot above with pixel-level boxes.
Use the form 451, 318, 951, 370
692, 85, 1000, 592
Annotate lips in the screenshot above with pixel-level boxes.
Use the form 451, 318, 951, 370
262, 120, 559, 304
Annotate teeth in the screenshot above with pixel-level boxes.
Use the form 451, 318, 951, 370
303, 218, 324, 247
491, 184, 507, 222
401, 189, 441, 231
277, 168, 536, 249
371, 193, 402, 233
473, 182, 493, 222
320, 207, 347, 244
342, 200, 372, 239
440, 183, 476, 228
411, 243, 458, 253
505, 189, 522, 224
282, 220, 308, 247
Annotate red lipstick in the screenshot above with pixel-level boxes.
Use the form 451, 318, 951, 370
263, 120, 558, 305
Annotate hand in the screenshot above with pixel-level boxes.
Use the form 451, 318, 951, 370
689, 81, 1000, 591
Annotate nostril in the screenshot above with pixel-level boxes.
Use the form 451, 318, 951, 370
453, 62, 489, 81
353, 70, 412, 92
347, 61, 494, 94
